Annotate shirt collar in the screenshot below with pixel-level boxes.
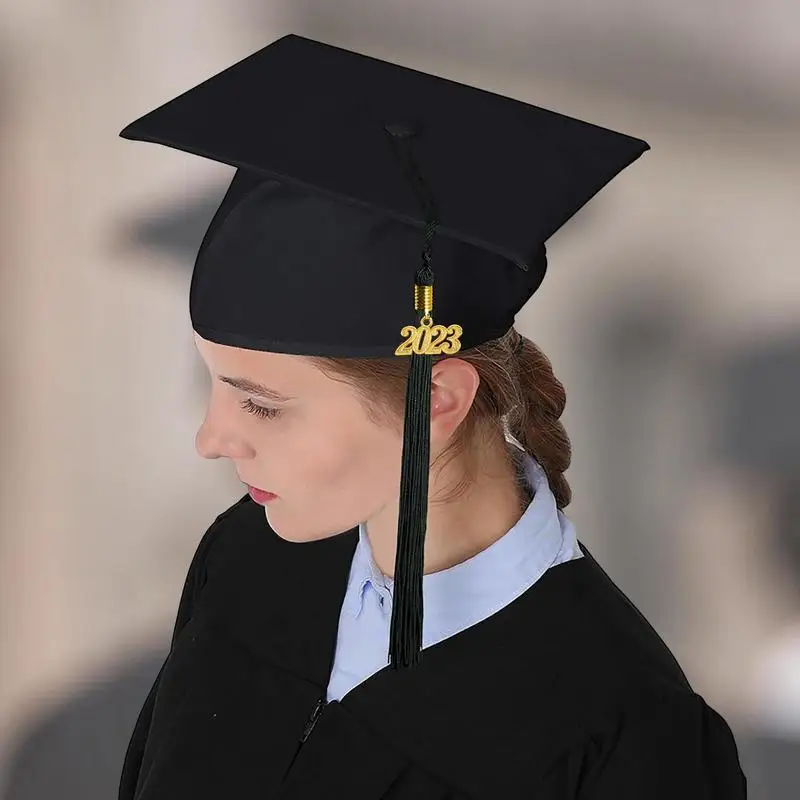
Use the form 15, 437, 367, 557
343, 525, 391, 616
342, 451, 566, 639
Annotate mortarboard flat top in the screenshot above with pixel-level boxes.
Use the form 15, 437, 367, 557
120, 34, 649, 273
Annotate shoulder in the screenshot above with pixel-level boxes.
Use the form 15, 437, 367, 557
538, 687, 747, 798
186, 492, 256, 581
174, 493, 358, 633
193, 493, 357, 585
517, 545, 747, 793
169, 493, 258, 640
179, 492, 305, 601
539, 546, 693, 698
195, 492, 270, 570
517, 549, 747, 793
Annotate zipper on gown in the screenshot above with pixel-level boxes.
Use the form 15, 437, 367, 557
281, 694, 329, 782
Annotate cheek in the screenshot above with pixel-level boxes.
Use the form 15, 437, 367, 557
265, 407, 402, 539
299, 412, 399, 497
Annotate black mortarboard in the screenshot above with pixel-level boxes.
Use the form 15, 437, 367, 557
119, 33, 649, 669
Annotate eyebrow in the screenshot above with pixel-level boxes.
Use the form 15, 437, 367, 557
218, 376, 294, 402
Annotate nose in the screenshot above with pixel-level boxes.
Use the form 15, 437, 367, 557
195, 409, 253, 461
195, 419, 219, 459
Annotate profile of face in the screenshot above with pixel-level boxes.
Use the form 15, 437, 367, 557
193, 332, 410, 543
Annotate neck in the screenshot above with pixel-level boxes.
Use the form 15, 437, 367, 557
365, 442, 528, 578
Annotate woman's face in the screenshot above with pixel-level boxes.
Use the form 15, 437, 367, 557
193, 332, 406, 542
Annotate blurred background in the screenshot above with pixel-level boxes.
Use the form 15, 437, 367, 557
0, 1, 798, 797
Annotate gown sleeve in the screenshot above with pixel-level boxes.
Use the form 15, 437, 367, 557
117, 500, 240, 800
576, 690, 748, 799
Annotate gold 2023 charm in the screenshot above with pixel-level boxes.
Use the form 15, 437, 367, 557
395, 317, 463, 356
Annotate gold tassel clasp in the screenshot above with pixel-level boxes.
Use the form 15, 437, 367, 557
395, 283, 463, 356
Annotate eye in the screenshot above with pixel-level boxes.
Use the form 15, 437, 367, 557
240, 398, 283, 420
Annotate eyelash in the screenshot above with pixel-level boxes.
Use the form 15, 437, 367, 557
240, 398, 283, 420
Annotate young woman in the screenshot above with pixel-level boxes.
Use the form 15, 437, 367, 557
118, 34, 747, 799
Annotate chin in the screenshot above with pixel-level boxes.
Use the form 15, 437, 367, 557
263, 507, 356, 543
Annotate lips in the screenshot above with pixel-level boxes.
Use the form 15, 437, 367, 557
244, 483, 277, 504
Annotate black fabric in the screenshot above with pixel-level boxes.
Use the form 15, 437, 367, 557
119, 33, 649, 358
189, 179, 543, 355
119, 34, 649, 267
118, 495, 747, 799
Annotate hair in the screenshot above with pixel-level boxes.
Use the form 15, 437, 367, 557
309, 327, 573, 510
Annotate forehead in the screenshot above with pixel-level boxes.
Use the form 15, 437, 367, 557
193, 332, 324, 389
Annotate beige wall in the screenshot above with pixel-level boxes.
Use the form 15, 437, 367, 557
0, 0, 291, 768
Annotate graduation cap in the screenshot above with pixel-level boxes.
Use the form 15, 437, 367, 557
119, 33, 649, 670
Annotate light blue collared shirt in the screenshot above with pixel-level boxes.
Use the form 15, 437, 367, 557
326, 451, 584, 702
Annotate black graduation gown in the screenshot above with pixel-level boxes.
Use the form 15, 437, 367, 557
119, 494, 747, 799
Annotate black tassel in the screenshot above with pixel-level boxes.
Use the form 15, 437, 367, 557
389, 280, 433, 668
384, 122, 439, 669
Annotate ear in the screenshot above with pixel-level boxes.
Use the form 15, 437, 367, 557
430, 359, 480, 440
